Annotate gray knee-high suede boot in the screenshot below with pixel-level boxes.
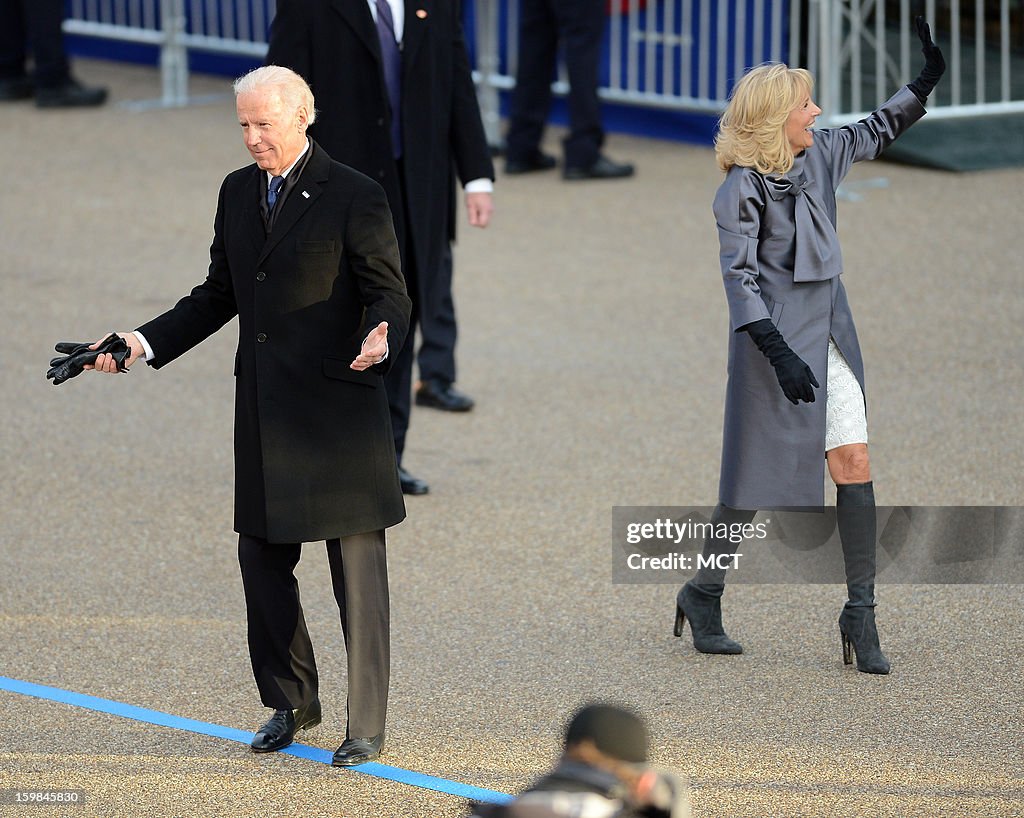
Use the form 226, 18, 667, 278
673, 503, 754, 655
836, 481, 890, 674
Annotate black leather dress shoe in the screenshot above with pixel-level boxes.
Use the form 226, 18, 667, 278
415, 379, 475, 412
0, 78, 33, 101
36, 79, 108, 108
505, 151, 557, 175
563, 155, 635, 180
250, 698, 322, 753
332, 733, 384, 766
398, 466, 429, 495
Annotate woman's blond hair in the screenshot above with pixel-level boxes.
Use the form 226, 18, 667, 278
714, 63, 814, 175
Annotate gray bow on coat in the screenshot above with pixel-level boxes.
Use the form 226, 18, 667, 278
765, 174, 844, 283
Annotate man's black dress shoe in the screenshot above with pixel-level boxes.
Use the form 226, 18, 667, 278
563, 155, 635, 180
415, 379, 475, 412
505, 151, 557, 175
36, 79, 108, 108
398, 466, 429, 495
332, 733, 384, 766
0, 78, 33, 101
250, 698, 322, 753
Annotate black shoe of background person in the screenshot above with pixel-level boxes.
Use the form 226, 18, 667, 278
332, 733, 384, 766
250, 698, 322, 753
0, 77, 34, 101
505, 150, 557, 175
36, 78, 108, 108
563, 155, 635, 181
415, 378, 475, 412
398, 466, 429, 496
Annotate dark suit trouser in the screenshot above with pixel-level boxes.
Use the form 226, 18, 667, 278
238, 530, 389, 739
385, 164, 460, 461
505, 0, 605, 169
383, 203, 419, 461
416, 241, 457, 386
0, 0, 69, 85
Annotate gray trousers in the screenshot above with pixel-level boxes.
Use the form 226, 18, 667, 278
238, 529, 389, 738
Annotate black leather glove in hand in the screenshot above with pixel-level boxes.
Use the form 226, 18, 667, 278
46, 333, 130, 385
744, 318, 819, 405
908, 16, 945, 103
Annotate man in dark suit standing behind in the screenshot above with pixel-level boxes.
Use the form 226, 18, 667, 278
267, 0, 495, 496
84, 66, 411, 766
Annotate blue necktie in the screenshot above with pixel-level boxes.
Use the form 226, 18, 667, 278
375, 0, 402, 158
267, 175, 285, 211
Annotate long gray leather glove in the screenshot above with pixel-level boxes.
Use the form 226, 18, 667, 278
46, 333, 130, 385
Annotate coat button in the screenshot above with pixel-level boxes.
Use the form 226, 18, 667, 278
256, 271, 266, 282
377, 117, 384, 126
378, 169, 385, 179
256, 333, 267, 343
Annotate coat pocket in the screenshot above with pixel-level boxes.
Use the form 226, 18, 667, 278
322, 357, 379, 388
764, 295, 785, 325
298, 240, 337, 254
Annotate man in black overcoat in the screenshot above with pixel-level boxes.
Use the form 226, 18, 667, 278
85, 66, 411, 766
266, 0, 495, 495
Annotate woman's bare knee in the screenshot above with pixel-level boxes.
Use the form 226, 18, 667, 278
827, 443, 871, 484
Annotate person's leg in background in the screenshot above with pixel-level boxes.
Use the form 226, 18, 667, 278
558, 0, 634, 179
0, 0, 107, 106
0, 0, 32, 98
415, 242, 475, 412
504, 0, 559, 174
383, 215, 429, 495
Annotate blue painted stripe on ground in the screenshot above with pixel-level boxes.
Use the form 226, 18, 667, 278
0, 675, 511, 805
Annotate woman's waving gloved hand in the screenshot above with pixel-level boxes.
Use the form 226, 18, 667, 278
908, 15, 946, 103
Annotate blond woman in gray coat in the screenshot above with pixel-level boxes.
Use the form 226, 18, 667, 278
674, 20, 944, 674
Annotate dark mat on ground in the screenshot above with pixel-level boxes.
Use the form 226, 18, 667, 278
882, 112, 1024, 171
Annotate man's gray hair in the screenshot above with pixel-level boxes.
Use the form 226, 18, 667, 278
233, 65, 317, 126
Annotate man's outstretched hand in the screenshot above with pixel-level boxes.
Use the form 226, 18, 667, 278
46, 332, 141, 384
350, 321, 389, 371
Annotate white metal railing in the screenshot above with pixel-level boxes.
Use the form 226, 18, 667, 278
65, 0, 1024, 127
64, 0, 275, 106
806, 0, 1024, 124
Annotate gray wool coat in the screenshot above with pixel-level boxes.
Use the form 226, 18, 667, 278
713, 86, 926, 509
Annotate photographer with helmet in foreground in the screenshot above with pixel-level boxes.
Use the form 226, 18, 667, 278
472, 704, 691, 818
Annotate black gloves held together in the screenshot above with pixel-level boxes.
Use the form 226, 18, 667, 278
908, 16, 946, 103
743, 318, 819, 405
46, 333, 130, 385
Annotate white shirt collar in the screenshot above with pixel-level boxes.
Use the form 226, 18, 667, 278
366, 0, 405, 41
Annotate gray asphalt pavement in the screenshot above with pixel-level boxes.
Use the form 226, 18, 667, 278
1, 59, 1022, 818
